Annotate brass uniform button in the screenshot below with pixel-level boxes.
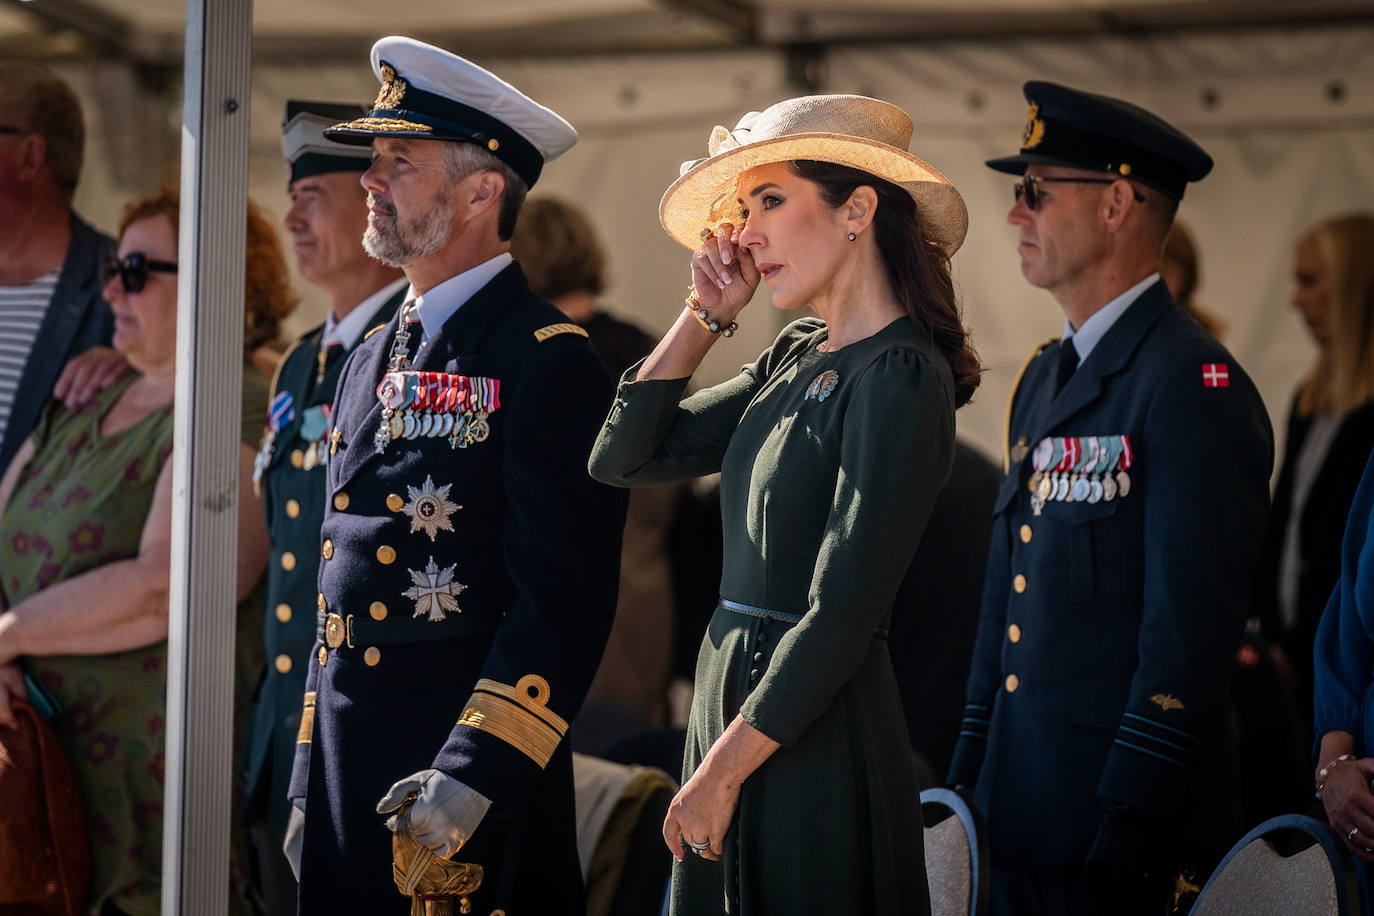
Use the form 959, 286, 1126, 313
1019, 524, 1033, 544
290, 449, 305, 468
280, 551, 296, 572
317, 593, 327, 611
1005, 674, 1020, 693
369, 601, 388, 621
1013, 574, 1027, 594
275, 603, 292, 623
376, 545, 396, 565
322, 539, 334, 560
364, 647, 381, 666
286, 499, 301, 519
333, 492, 350, 511
1008, 624, 1022, 643
317, 646, 328, 666
487, 138, 500, 151
274, 654, 293, 674
386, 493, 404, 512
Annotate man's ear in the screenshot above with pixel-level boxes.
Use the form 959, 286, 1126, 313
15, 134, 46, 183
1102, 179, 1137, 234
467, 170, 506, 212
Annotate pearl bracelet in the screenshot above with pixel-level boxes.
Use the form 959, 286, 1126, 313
1316, 754, 1357, 799
685, 287, 738, 338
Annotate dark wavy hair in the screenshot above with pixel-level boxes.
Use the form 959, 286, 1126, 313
788, 160, 981, 408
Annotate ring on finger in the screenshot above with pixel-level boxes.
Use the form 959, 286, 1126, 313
1350, 826, 1362, 843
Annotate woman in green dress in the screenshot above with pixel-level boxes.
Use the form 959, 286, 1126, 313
589, 95, 979, 913
0, 188, 294, 914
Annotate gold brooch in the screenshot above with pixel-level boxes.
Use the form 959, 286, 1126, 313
374, 61, 408, 109
804, 370, 840, 402
1021, 102, 1045, 150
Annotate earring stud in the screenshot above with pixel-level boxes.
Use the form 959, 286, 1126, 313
847, 232, 857, 241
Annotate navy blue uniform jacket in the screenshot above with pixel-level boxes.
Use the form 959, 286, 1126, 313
287, 263, 626, 914
948, 281, 1273, 872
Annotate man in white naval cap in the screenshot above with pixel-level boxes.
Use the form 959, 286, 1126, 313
243, 99, 406, 913
282, 37, 625, 915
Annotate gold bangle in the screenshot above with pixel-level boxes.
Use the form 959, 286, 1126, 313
684, 287, 738, 338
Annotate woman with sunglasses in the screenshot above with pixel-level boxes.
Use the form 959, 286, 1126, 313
0, 187, 295, 913
590, 95, 978, 913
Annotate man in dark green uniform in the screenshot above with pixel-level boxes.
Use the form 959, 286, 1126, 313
948, 82, 1273, 914
243, 99, 406, 913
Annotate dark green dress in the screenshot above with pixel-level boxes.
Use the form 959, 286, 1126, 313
590, 316, 954, 914
0, 368, 268, 915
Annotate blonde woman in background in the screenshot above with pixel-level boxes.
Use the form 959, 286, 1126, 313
1259, 213, 1374, 730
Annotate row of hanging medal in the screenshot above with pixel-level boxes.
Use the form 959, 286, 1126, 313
1028, 434, 1134, 516
252, 394, 332, 494
373, 303, 502, 455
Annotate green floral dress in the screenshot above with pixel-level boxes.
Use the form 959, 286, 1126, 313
0, 368, 268, 915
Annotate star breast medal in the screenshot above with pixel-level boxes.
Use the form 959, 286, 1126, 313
403, 557, 468, 621
402, 475, 461, 541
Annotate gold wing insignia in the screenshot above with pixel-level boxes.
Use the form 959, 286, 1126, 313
533, 323, 589, 342
1150, 693, 1185, 712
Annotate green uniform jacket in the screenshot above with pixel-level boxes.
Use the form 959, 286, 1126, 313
243, 289, 403, 832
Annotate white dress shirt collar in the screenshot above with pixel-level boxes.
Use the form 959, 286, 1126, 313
1062, 272, 1161, 364
322, 277, 409, 351
409, 253, 513, 343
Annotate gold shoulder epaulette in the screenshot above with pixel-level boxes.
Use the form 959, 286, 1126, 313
1002, 338, 1059, 473
363, 322, 389, 341
533, 322, 588, 343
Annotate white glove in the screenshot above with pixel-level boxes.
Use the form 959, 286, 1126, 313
283, 798, 305, 880
376, 769, 491, 858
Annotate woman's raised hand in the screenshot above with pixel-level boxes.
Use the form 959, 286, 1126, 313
690, 221, 761, 320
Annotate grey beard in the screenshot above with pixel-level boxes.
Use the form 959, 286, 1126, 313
363, 192, 454, 267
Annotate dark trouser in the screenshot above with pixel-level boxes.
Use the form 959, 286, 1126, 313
249, 818, 298, 916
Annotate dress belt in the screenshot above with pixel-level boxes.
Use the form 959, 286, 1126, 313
718, 598, 889, 640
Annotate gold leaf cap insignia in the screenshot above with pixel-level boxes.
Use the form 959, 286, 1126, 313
374, 61, 408, 110
1021, 102, 1045, 150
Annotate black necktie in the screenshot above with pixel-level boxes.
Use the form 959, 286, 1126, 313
1055, 338, 1078, 394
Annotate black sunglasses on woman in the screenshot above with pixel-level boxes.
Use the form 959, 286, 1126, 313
102, 252, 178, 294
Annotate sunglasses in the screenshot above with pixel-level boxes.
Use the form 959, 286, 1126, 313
1013, 175, 1146, 211
103, 252, 178, 294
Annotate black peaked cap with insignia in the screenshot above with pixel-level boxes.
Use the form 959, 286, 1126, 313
987, 80, 1213, 200
282, 100, 372, 183
324, 35, 577, 190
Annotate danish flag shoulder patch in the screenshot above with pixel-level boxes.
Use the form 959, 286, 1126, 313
1202, 363, 1229, 388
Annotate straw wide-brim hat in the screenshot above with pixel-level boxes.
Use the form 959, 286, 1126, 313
659, 94, 968, 256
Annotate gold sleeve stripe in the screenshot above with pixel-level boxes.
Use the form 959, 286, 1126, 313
1002, 338, 1058, 473
296, 691, 318, 745
456, 676, 569, 768
533, 323, 589, 342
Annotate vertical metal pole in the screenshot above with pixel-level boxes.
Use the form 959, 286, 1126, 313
162, 0, 251, 912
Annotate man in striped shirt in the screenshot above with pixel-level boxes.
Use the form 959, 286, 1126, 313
0, 63, 122, 478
